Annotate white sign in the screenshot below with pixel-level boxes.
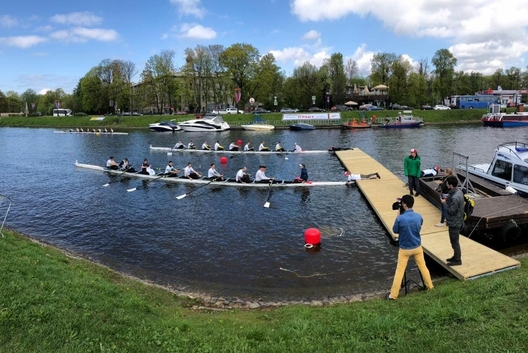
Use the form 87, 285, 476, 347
249, 97, 255, 104
282, 113, 341, 121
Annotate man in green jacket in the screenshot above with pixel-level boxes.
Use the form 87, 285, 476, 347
404, 149, 421, 196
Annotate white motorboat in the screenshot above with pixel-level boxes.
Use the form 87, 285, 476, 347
240, 123, 275, 131
459, 141, 528, 196
74, 162, 345, 187
179, 114, 230, 132
148, 120, 182, 132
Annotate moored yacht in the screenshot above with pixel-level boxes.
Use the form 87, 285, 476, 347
179, 114, 230, 132
148, 120, 182, 132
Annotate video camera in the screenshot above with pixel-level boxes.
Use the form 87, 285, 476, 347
392, 198, 405, 214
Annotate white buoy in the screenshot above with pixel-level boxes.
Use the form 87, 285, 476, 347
506, 186, 517, 194
167, 152, 172, 156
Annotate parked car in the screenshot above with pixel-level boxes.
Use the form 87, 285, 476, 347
280, 107, 298, 113
132, 112, 143, 116
254, 107, 271, 114
390, 103, 412, 110
224, 107, 242, 114
308, 107, 325, 112
360, 104, 383, 111
331, 105, 351, 112
433, 104, 451, 110
421, 104, 433, 110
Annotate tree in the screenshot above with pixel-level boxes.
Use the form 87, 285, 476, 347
289, 62, 320, 108
431, 49, 457, 101
219, 43, 260, 107
345, 58, 358, 85
140, 50, 178, 114
326, 53, 347, 105
20, 89, 38, 114
370, 52, 397, 86
388, 56, 412, 105
251, 53, 284, 109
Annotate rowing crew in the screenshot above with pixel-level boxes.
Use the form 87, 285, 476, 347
172, 140, 303, 152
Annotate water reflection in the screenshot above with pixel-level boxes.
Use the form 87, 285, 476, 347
0, 125, 526, 302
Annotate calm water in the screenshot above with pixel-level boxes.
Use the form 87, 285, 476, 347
0, 124, 526, 301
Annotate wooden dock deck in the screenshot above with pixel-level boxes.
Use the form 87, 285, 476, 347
335, 148, 520, 280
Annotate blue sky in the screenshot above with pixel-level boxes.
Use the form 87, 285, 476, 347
1, 0, 528, 95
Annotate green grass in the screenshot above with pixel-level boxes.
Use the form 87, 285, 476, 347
0, 109, 493, 129
1, 228, 527, 352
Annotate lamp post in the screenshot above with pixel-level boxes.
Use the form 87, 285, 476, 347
249, 97, 255, 113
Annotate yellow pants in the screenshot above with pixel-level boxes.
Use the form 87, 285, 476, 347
390, 246, 434, 299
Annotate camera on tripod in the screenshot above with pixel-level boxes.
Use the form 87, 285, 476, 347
392, 198, 404, 214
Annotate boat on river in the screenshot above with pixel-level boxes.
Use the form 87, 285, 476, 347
179, 113, 230, 132
74, 162, 346, 187
289, 122, 316, 130
481, 104, 528, 127
149, 145, 330, 154
459, 141, 528, 196
54, 129, 128, 135
378, 111, 423, 128
148, 120, 182, 132
342, 119, 371, 129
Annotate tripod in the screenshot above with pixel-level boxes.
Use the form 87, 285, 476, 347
402, 268, 425, 295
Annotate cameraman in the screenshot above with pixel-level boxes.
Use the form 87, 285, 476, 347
387, 194, 434, 300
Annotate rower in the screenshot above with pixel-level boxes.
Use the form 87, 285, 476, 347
106, 156, 119, 170
202, 141, 211, 150
229, 141, 239, 151
207, 163, 224, 181
244, 142, 254, 151
214, 141, 224, 151
294, 143, 303, 152
275, 142, 285, 152
165, 161, 180, 177
236, 166, 251, 183
188, 141, 196, 149
174, 141, 184, 149
255, 165, 274, 183
184, 162, 201, 179
258, 141, 270, 151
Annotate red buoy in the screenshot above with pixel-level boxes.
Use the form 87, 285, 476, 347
237, 139, 243, 146
220, 156, 228, 164
304, 228, 321, 246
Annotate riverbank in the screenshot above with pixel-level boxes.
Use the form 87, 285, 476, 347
0, 109, 488, 129
1, 227, 527, 352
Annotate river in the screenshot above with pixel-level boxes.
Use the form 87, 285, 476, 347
0, 124, 525, 303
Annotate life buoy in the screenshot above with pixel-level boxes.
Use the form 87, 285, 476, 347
500, 222, 521, 242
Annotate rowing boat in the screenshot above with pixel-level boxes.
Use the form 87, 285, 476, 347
75, 162, 346, 187
149, 145, 330, 154
54, 130, 129, 135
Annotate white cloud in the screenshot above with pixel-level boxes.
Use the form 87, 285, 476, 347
50, 27, 119, 43
170, 0, 205, 18
50, 12, 103, 26
347, 44, 374, 77
0, 15, 18, 28
178, 23, 216, 40
291, 0, 528, 73
269, 46, 330, 69
0, 35, 48, 48
302, 30, 320, 41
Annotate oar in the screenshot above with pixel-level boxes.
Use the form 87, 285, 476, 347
127, 174, 167, 192
263, 181, 273, 208
176, 178, 217, 199
102, 167, 130, 187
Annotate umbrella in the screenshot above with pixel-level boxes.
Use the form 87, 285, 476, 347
345, 101, 358, 106
363, 86, 370, 93
372, 84, 388, 90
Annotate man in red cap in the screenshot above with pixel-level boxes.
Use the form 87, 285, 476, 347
404, 149, 421, 196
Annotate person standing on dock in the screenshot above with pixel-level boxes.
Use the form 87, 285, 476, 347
404, 149, 421, 196
387, 194, 434, 300
441, 176, 465, 266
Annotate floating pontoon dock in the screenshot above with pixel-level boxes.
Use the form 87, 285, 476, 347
335, 148, 520, 280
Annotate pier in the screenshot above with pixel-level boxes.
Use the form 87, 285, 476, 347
335, 148, 520, 280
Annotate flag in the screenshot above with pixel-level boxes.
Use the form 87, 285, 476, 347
31, 103, 35, 109
234, 89, 241, 104
55, 100, 61, 109
25, 102, 29, 116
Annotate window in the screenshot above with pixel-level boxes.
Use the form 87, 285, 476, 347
513, 165, 528, 184
491, 160, 512, 181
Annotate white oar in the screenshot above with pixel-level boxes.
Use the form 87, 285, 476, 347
127, 174, 166, 192
103, 167, 130, 187
176, 178, 216, 199
263, 181, 273, 208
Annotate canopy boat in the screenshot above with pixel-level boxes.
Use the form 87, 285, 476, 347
75, 162, 346, 187
54, 129, 128, 135
149, 145, 330, 154
459, 141, 528, 196
179, 113, 230, 132
342, 118, 371, 129
481, 104, 528, 127
289, 122, 316, 130
378, 111, 424, 128
148, 120, 182, 132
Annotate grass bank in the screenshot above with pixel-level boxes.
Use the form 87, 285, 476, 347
0, 109, 490, 129
1, 228, 527, 352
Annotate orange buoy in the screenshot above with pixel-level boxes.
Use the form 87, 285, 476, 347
304, 228, 321, 246
220, 156, 228, 164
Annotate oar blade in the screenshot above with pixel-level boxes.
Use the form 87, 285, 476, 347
127, 187, 137, 192
264, 201, 270, 208
176, 194, 187, 200
102, 183, 110, 187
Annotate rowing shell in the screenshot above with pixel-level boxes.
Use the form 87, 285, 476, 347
149, 145, 330, 154
75, 162, 346, 187
55, 131, 129, 135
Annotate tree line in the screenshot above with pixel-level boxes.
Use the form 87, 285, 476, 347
2, 45, 528, 115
